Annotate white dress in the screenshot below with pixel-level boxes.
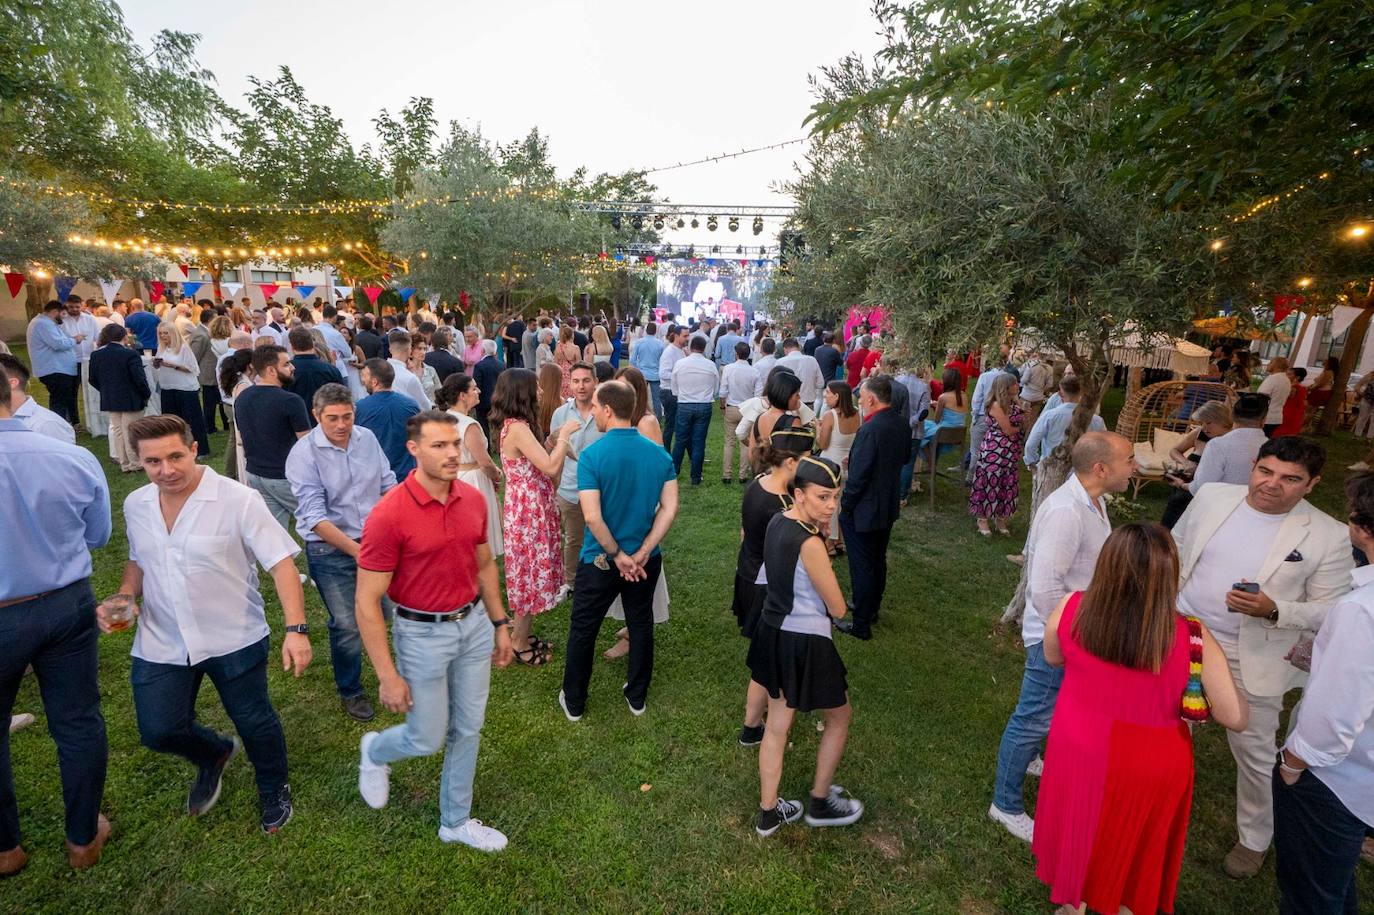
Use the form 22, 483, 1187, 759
820, 417, 858, 539
608, 561, 670, 624
451, 410, 504, 556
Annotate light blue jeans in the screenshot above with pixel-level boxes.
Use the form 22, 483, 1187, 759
366, 608, 494, 828
992, 641, 1064, 816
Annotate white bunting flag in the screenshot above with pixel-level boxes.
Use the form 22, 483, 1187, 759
98, 279, 124, 304
221, 282, 244, 299
428, 292, 442, 309
333, 285, 353, 299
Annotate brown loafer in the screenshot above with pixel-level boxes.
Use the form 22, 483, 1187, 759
0, 846, 28, 877
66, 814, 111, 870
1222, 842, 1266, 878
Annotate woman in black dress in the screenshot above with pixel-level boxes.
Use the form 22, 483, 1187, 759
748, 456, 863, 837
734, 422, 815, 747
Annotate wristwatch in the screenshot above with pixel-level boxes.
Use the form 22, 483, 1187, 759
1267, 608, 1279, 623
490, 616, 513, 630
285, 623, 310, 635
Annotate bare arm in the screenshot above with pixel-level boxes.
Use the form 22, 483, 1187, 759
96, 561, 145, 633
476, 542, 513, 668
267, 556, 311, 676
1168, 427, 1201, 465
507, 420, 572, 478
990, 402, 1015, 437
580, 488, 641, 581
464, 422, 500, 483
816, 411, 834, 451
1042, 595, 1070, 666
630, 480, 680, 567
1200, 623, 1249, 731
356, 567, 410, 711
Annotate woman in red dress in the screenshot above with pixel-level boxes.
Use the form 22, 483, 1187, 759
1034, 523, 1248, 915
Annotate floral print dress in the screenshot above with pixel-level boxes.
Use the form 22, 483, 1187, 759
969, 403, 1025, 519
500, 419, 564, 617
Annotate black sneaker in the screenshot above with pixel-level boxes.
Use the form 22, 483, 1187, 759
804, 785, 864, 827
755, 798, 803, 837
738, 724, 765, 747
187, 736, 240, 817
341, 694, 376, 722
260, 784, 293, 834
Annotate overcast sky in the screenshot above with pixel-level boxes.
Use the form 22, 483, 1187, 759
122, 0, 884, 247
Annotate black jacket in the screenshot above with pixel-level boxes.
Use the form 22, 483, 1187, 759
841, 407, 911, 532
472, 356, 503, 413
88, 343, 151, 413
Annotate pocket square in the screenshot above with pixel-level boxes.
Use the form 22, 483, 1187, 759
1284, 550, 1303, 562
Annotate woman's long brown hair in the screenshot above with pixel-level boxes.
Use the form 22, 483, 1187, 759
615, 365, 650, 425
1072, 523, 1181, 672
490, 368, 543, 438
535, 363, 563, 438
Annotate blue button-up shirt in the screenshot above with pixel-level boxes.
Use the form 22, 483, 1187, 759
713, 332, 744, 366
355, 390, 420, 482
285, 423, 397, 541
0, 419, 110, 599
26, 314, 78, 378
551, 399, 601, 504
630, 335, 665, 382
1022, 401, 1105, 466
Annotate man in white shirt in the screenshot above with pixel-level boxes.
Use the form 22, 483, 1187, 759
774, 337, 825, 412
1275, 472, 1374, 911
988, 432, 1136, 842
98, 414, 311, 834
384, 330, 432, 410
718, 342, 759, 484
0, 352, 76, 443
669, 336, 720, 486
752, 338, 778, 396
1173, 437, 1353, 878
657, 326, 688, 454
59, 296, 103, 436
1257, 356, 1292, 437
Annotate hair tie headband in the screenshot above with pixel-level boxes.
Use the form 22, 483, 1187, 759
795, 455, 842, 488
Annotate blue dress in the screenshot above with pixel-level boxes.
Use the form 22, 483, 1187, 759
920, 407, 967, 452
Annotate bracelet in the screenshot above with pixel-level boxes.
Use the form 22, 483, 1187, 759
1279, 761, 1304, 775
489, 616, 513, 629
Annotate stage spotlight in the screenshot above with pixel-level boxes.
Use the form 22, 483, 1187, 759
728, 217, 740, 232
711, 245, 720, 254
610, 215, 621, 230
752, 216, 763, 235
653, 216, 664, 230
707, 215, 718, 231
687, 245, 695, 258
690, 217, 699, 228
736, 245, 743, 254
633, 215, 644, 231
676, 218, 685, 229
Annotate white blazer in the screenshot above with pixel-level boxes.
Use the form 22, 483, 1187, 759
1173, 482, 1353, 697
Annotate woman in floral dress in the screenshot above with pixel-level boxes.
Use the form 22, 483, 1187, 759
492, 368, 580, 665
969, 372, 1025, 537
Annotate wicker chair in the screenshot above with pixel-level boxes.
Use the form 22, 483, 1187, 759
1114, 380, 1237, 497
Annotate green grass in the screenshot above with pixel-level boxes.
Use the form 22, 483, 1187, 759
3, 362, 1371, 914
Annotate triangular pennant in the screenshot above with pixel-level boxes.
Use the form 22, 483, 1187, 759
4, 272, 25, 298
149, 281, 165, 302
428, 292, 441, 308
99, 279, 123, 303
397, 287, 416, 303
333, 285, 353, 299
258, 283, 280, 301
295, 285, 316, 301
222, 282, 244, 298
55, 276, 78, 301
1329, 304, 1361, 339
182, 281, 204, 299
177, 264, 190, 278
362, 285, 384, 306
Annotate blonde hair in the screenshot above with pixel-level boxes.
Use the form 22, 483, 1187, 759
156, 321, 185, 353
209, 315, 233, 340
591, 324, 611, 351
1192, 400, 1232, 429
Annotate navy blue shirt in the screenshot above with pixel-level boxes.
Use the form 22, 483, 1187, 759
355, 390, 420, 481
814, 344, 843, 383
289, 354, 344, 426
234, 384, 310, 479
576, 428, 675, 563
125, 311, 161, 352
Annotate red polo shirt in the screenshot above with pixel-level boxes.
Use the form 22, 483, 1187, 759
358, 474, 487, 612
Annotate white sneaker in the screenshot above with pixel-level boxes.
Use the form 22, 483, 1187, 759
558, 690, 582, 722
1026, 756, 1044, 777
8, 713, 35, 734
623, 682, 646, 717
988, 803, 1034, 842
439, 818, 508, 852
1350, 462, 1370, 471
358, 732, 390, 809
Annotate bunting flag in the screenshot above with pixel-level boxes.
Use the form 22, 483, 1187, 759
176, 264, 190, 278
99, 279, 123, 303
1329, 304, 1362, 339
1272, 294, 1304, 326
221, 282, 244, 299
397, 287, 416, 303
333, 284, 352, 299
427, 292, 442, 309
149, 280, 165, 302
258, 283, 280, 301
362, 285, 384, 306
4, 272, 25, 298
182, 281, 204, 299
295, 285, 316, 301
55, 276, 78, 301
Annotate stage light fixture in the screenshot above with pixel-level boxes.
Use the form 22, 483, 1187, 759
728, 217, 740, 232
711, 245, 720, 254
610, 215, 621, 230
707, 216, 718, 231
690, 217, 699, 228
687, 245, 695, 258
752, 216, 764, 235
653, 216, 664, 230
676, 218, 685, 229
736, 245, 743, 254
633, 215, 644, 230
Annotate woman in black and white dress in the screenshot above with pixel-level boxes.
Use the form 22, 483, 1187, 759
747, 456, 864, 837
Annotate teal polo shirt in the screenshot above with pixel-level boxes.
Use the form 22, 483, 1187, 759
576, 427, 675, 564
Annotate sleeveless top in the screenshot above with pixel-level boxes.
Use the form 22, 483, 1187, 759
820, 416, 858, 466
760, 514, 831, 639
738, 476, 792, 584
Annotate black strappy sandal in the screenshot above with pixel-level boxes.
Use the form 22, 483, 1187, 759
513, 642, 552, 666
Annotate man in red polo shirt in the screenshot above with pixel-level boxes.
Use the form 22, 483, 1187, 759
353, 410, 514, 852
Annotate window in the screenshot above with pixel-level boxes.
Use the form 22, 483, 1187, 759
250, 269, 293, 284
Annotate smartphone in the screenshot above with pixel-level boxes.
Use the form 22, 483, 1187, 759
1232, 581, 1260, 594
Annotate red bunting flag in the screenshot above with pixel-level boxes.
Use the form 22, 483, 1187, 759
1273, 294, 1304, 326
4, 272, 24, 298
149, 281, 165, 302
258, 283, 280, 301
177, 264, 189, 278
363, 285, 383, 305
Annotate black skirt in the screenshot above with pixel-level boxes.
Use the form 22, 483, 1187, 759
746, 622, 849, 712
731, 573, 766, 639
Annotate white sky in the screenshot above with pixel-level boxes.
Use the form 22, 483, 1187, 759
121, 0, 884, 248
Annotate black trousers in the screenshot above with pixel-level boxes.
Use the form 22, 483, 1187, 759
1273, 766, 1368, 915
200, 383, 224, 434
0, 580, 107, 848
161, 388, 212, 457
840, 513, 892, 637
1160, 489, 1193, 529
39, 372, 81, 426
660, 390, 679, 453
560, 554, 662, 715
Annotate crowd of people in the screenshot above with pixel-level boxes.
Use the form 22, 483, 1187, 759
4, 292, 1373, 913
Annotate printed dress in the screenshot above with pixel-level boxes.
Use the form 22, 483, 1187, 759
969, 403, 1024, 519
500, 419, 564, 617
1033, 594, 1194, 915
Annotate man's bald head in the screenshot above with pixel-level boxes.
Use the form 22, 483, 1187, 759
1071, 430, 1130, 474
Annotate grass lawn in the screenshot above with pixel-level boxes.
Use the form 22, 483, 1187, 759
3, 360, 1372, 914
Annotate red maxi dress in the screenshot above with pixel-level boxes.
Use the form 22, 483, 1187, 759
1032, 593, 1194, 915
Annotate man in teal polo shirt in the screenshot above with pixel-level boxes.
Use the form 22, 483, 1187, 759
558, 381, 679, 720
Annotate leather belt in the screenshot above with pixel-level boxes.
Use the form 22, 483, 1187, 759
396, 600, 479, 623
0, 589, 56, 609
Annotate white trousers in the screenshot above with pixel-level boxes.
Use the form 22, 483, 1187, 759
1223, 650, 1287, 852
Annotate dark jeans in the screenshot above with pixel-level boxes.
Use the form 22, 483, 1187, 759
306, 542, 393, 699
561, 554, 662, 715
0, 580, 106, 848
161, 388, 212, 457
648, 380, 662, 418
661, 389, 679, 453
1161, 488, 1193, 529
200, 383, 224, 434
131, 636, 287, 796
39, 372, 81, 427
840, 513, 892, 636
671, 402, 712, 484
1273, 767, 1368, 915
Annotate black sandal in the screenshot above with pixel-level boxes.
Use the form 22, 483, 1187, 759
513, 642, 552, 666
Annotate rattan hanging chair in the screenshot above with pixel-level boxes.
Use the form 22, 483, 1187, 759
1115, 380, 1237, 496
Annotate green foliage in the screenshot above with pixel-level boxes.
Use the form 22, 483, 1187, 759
0, 172, 160, 280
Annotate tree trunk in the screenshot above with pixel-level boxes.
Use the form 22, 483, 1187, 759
1317, 281, 1374, 435
23, 278, 54, 319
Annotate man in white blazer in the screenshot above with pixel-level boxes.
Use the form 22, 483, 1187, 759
1173, 436, 1352, 879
